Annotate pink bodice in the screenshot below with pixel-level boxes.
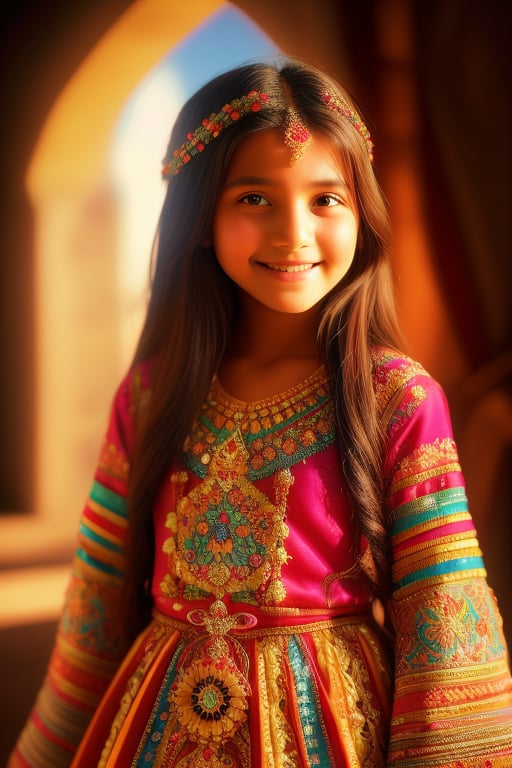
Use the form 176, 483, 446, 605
152, 368, 374, 626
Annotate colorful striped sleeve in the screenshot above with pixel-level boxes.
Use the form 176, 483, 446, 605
11, 365, 149, 768
377, 353, 512, 767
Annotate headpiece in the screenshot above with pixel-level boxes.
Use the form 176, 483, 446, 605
322, 92, 374, 161
161, 90, 270, 178
162, 86, 374, 178
283, 109, 312, 161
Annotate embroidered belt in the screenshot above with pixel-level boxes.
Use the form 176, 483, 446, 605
152, 602, 370, 640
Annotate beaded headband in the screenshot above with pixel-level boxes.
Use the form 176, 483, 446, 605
162, 90, 270, 178
321, 92, 374, 161
162, 88, 373, 178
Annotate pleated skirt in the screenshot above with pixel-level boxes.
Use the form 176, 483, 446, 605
71, 610, 392, 768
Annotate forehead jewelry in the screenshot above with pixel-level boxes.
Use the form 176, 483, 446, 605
162, 90, 270, 178
322, 92, 374, 161
283, 109, 312, 162
162, 88, 374, 178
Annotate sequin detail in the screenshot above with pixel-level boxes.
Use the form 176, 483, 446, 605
184, 367, 333, 481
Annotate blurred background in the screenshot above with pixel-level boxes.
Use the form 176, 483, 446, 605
0, 0, 510, 758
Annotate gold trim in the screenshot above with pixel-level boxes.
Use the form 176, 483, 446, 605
394, 568, 487, 598
391, 511, 471, 545
390, 462, 461, 494
152, 607, 370, 639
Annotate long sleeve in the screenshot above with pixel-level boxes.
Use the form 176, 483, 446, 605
10, 366, 149, 768
375, 353, 512, 767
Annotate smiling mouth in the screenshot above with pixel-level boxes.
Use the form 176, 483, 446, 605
259, 263, 315, 273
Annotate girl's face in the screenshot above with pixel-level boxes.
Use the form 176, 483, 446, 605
212, 128, 359, 316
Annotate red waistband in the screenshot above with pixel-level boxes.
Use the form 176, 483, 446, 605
152, 604, 371, 638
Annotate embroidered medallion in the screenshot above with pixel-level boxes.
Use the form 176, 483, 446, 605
164, 428, 292, 605
168, 600, 253, 767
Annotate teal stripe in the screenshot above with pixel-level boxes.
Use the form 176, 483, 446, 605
392, 486, 467, 515
79, 521, 123, 554
135, 640, 187, 766
288, 636, 332, 766
90, 480, 127, 517
395, 555, 485, 590
76, 548, 123, 577
391, 490, 468, 536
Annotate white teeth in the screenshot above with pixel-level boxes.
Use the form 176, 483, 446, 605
265, 263, 314, 272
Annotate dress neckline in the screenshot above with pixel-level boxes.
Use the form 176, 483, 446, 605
212, 364, 328, 410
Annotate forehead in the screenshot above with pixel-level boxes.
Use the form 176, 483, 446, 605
223, 128, 348, 184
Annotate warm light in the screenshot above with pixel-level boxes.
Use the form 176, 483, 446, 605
109, 65, 184, 359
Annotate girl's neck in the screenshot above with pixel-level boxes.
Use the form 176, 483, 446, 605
219, 298, 322, 402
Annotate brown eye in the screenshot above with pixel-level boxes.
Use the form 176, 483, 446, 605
314, 194, 341, 207
240, 194, 270, 206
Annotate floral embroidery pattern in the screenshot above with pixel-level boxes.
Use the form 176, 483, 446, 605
173, 659, 248, 741
160, 371, 333, 608
257, 637, 299, 766
384, 383, 427, 436
372, 348, 427, 418
184, 368, 333, 481
161, 429, 292, 605
393, 580, 507, 674
168, 600, 252, 767
61, 576, 125, 658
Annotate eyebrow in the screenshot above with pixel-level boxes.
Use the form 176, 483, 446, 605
223, 175, 347, 189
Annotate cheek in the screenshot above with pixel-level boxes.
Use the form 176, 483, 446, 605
322, 219, 358, 257
214, 213, 261, 255
339, 214, 359, 242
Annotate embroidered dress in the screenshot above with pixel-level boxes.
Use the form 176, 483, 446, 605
11, 350, 512, 768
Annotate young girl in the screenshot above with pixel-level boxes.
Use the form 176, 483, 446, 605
10, 58, 512, 768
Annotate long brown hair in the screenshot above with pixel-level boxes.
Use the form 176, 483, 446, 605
123, 58, 403, 637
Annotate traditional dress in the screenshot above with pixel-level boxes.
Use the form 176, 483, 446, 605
12, 349, 512, 767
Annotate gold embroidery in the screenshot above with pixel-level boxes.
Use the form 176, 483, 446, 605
390, 438, 461, 494
321, 560, 362, 607
152, 608, 370, 639
313, 624, 387, 766
185, 368, 333, 480
394, 568, 487, 599
258, 638, 299, 766
161, 429, 292, 605
159, 369, 335, 608
372, 349, 428, 421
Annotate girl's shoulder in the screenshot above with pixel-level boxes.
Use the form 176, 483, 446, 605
370, 345, 442, 420
371, 345, 431, 384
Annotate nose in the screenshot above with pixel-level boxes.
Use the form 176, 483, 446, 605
270, 201, 314, 251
